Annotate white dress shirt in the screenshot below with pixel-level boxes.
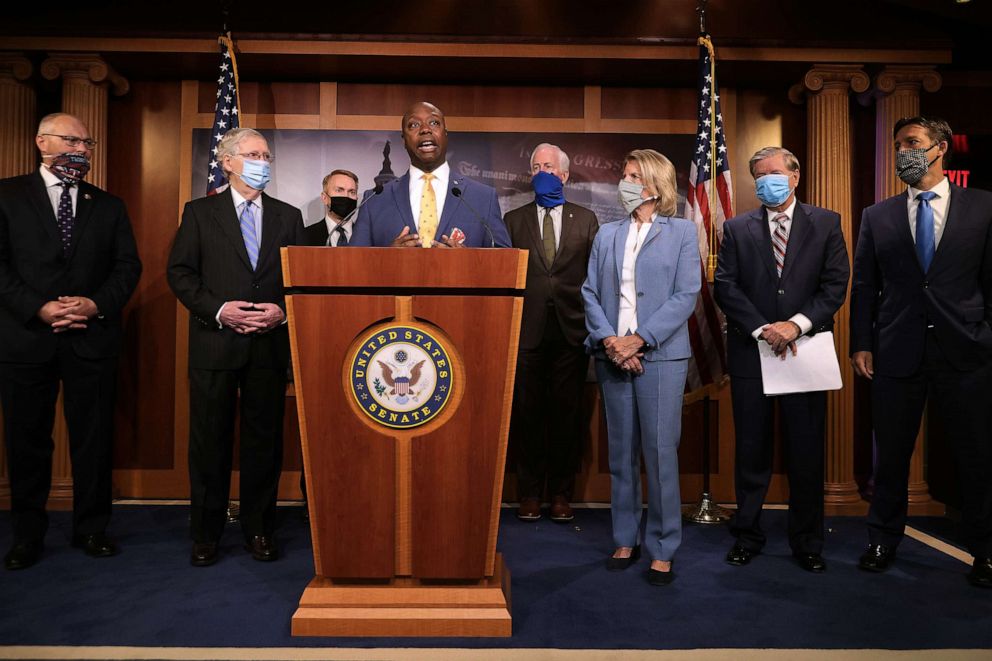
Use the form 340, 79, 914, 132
617, 215, 655, 337
408, 161, 450, 230
907, 176, 951, 248
40, 164, 78, 216
216, 187, 265, 326
324, 213, 355, 246
536, 204, 563, 251
750, 198, 812, 340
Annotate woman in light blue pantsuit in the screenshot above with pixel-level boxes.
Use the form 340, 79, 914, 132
581, 149, 701, 585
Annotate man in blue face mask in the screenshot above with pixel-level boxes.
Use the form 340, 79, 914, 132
851, 117, 992, 588
714, 146, 849, 574
167, 127, 305, 567
503, 143, 599, 523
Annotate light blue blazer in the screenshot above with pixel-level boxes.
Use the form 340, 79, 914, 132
582, 215, 701, 360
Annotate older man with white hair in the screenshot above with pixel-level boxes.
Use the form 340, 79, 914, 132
168, 127, 303, 567
504, 143, 599, 522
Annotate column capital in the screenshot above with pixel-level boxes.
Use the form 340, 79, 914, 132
789, 64, 870, 104
40, 53, 129, 96
0, 53, 33, 81
876, 65, 942, 96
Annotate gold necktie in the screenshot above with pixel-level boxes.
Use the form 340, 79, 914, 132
542, 208, 556, 264
419, 173, 438, 247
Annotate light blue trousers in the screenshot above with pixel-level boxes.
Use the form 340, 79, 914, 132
596, 357, 687, 562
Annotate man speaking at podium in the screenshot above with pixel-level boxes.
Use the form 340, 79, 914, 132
351, 101, 510, 248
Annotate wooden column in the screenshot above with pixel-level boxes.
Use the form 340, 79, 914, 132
39, 53, 128, 189
790, 65, 870, 514
0, 53, 37, 506
869, 65, 943, 511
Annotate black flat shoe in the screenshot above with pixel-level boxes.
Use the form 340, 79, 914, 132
71, 533, 119, 558
794, 552, 827, 573
648, 562, 675, 586
4, 540, 43, 570
725, 543, 758, 566
858, 544, 895, 573
191, 541, 219, 567
606, 545, 641, 571
968, 557, 992, 589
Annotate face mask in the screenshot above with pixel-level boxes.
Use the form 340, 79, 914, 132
238, 158, 271, 190
895, 143, 940, 186
49, 153, 91, 183
532, 170, 566, 207
328, 196, 357, 219
754, 174, 792, 208
618, 180, 656, 215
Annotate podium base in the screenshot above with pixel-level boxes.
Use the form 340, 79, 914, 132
291, 553, 512, 637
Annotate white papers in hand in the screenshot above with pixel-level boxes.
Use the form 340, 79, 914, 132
758, 331, 842, 395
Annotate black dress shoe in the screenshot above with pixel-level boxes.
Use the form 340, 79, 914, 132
71, 533, 119, 558
4, 541, 42, 570
245, 535, 278, 562
606, 545, 640, 571
967, 557, 992, 589
725, 543, 758, 566
859, 544, 895, 572
190, 542, 219, 567
648, 562, 675, 586
794, 552, 827, 573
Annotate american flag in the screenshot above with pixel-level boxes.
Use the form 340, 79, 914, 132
685, 35, 731, 393
206, 34, 241, 196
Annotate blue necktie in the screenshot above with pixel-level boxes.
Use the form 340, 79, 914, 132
56, 182, 74, 255
915, 191, 937, 273
240, 200, 259, 270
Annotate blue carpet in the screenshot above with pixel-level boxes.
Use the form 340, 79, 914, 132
0, 505, 989, 649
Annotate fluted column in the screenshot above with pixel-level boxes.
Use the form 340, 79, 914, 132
40, 54, 128, 189
790, 65, 870, 510
870, 66, 942, 507
0, 54, 36, 180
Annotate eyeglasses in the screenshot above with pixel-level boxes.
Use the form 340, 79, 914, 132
236, 151, 275, 163
40, 134, 97, 149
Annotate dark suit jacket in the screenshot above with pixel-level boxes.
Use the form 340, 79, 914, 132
167, 187, 304, 371
850, 184, 992, 376
714, 202, 850, 378
302, 219, 329, 247
0, 170, 141, 363
351, 169, 510, 248
504, 201, 598, 349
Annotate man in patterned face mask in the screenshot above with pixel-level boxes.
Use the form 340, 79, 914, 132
0, 113, 142, 570
851, 116, 992, 589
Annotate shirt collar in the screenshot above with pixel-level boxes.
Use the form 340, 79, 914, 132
326, 212, 355, 230
765, 198, 797, 223
908, 176, 950, 201
230, 185, 263, 212
39, 164, 66, 188
409, 161, 450, 188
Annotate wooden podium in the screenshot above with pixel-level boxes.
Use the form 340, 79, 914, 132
282, 246, 527, 637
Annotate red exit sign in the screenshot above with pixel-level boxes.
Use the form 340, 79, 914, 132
945, 170, 970, 187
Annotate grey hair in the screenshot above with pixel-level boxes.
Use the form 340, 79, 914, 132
748, 146, 800, 177
530, 143, 570, 173
216, 127, 266, 165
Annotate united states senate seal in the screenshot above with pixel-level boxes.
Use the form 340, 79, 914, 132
349, 325, 454, 429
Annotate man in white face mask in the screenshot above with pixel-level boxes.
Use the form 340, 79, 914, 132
851, 116, 992, 589
714, 146, 849, 575
167, 127, 305, 568
0, 113, 142, 570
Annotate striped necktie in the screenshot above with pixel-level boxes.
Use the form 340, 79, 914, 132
419, 173, 438, 247
240, 200, 259, 270
772, 213, 788, 278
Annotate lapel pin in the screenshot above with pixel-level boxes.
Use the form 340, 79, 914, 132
83, 193, 92, 200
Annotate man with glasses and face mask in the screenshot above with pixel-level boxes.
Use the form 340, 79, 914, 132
851, 117, 992, 588
168, 127, 304, 567
0, 113, 142, 570
304, 169, 360, 247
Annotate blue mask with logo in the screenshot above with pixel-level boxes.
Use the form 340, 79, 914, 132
754, 174, 792, 208
239, 158, 271, 190
532, 171, 566, 207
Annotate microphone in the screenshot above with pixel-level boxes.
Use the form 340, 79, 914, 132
450, 185, 495, 248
